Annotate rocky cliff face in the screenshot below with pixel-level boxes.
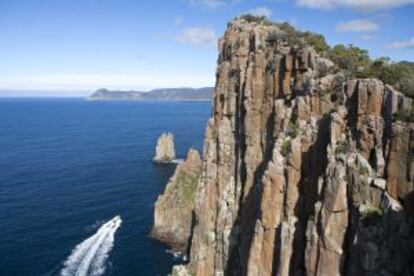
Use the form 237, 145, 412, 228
153, 133, 176, 163
172, 18, 414, 276
152, 149, 202, 252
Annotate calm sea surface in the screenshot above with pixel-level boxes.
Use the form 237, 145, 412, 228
0, 98, 211, 276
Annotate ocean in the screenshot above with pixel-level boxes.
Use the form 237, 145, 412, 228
0, 98, 211, 276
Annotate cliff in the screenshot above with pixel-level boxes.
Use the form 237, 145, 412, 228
153, 133, 176, 163
151, 149, 202, 252
87, 87, 213, 101
169, 17, 414, 276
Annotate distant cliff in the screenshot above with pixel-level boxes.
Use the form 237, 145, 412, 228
87, 87, 213, 101
159, 16, 414, 276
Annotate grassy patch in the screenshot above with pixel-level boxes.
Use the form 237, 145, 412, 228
335, 141, 350, 155
288, 121, 299, 139
393, 110, 414, 123
358, 164, 369, 175
174, 169, 201, 207
360, 204, 383, 226
281, 139, 291, 156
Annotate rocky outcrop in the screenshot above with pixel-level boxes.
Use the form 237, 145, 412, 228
170, 18, 414, 276
153, 133, 176, 163
151, 149, 202, 252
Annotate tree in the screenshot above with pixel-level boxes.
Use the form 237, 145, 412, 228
302, 32, 330, 53
328, 44, 370, 75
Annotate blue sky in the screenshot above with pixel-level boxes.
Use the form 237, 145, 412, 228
0, 0, 413, 96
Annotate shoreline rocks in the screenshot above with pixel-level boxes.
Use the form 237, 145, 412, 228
151, 149, 202, 253
153, 132, 176, 163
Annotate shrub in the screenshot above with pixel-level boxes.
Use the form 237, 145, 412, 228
360, 204, 383, 226
278, 22, 304, 47
266, 31, 279, 44
281, 139, 291, 156
335, 141, 350, 155
288, 121, 299, 138
358, 164, 369, 175
239, 14, 271, 25
302, 31, 330, 54
327, 44, 370, 76
393, 110, 414, 123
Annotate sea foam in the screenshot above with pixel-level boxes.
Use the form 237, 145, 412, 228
60, 216, 122, 276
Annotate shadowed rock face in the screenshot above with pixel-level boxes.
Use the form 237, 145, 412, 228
151, 149, 202, 252
153, 133, 176, 163
170, 18, 414, 276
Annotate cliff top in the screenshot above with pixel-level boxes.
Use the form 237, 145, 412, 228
223, 15, 414, 101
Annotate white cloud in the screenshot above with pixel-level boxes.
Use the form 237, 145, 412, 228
0, 73, 215, 91
187, 0, 236, 9
386, 38, 414, 49
176, 27, 217, 47
336, 19, 378, 32
359, 34, 376, 40
247, 6, 273, 17
296, 0, 414, 11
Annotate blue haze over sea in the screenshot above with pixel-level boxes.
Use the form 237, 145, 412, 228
0, 98, 211, 275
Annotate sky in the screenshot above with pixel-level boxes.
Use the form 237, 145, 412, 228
0, 0, 413, 96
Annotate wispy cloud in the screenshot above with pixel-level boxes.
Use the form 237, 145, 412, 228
386, 38, 414, 49
359, 34, 376, 41
296, 0, 414, 11
0, 74, 215, 91
336, 19, 378, 32
246, 6, 273, 17
175, 27, 217, 47
186, 0, 239, 9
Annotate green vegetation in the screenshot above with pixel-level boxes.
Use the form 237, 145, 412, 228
302, 31, 330, 53
360, 204, 383, 226
239, 14, 272, 25
393, 110, 414, 123
335, 141, 350, 155
175, 170, 201, 207
358, 164, 369, 176
237, 15, 414, 98
288, 121, 299, 138
327, 44, 370, 76
281, 139, 291, 156
326, 47, 414, 98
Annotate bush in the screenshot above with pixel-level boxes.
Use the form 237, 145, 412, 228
281, 139, 291, 156
302, 31, 330, 54
361, 58, 414, 98
399, 76, 414, 98
237, 16, 414, 96
359, 165, 369, 175
288, 121, 299, 138
327, 44, 370, 76
360, 204, 383, 226
335, 141, 350, 155
393, 110, 414, 123
239, 14, 271, 25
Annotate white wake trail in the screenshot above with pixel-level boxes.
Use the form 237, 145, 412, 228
60, 216, 122, 276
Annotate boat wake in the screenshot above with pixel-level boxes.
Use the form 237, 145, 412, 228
60, 216, 122, 276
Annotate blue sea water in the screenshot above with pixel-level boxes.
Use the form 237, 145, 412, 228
0, 98, 211, 276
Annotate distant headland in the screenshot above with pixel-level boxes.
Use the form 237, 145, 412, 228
87, 87, 213, 101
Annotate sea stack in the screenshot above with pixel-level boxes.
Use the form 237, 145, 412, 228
166, 17, 414, 275
151, 148, 202, 252
153, 132, 176, 163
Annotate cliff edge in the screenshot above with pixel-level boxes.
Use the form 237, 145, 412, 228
151, 149, 202, 252
166, 17, 414, 276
